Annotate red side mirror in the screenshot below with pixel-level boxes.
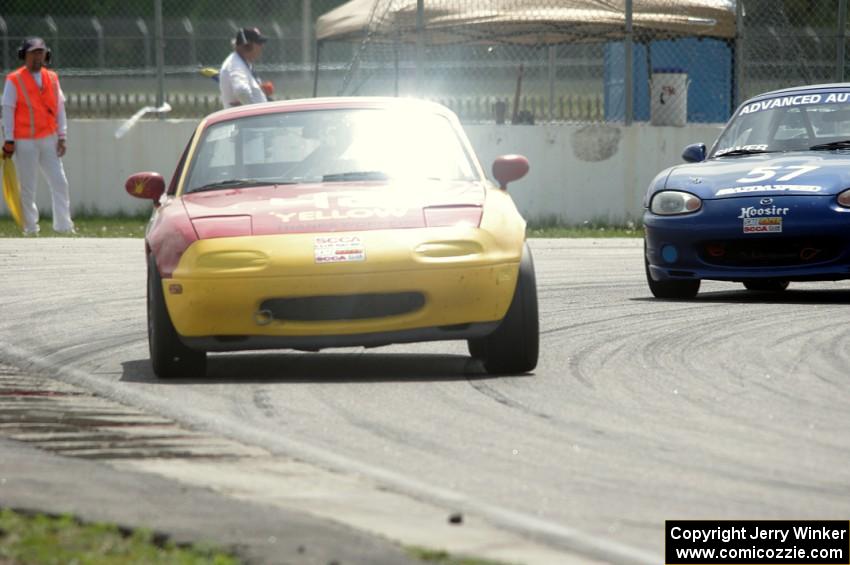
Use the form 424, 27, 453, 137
492, 154, 529, 190
125, 172, 165, 203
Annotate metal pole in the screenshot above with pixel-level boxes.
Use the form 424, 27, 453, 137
183, 18, 196, 67
548, 45, 555, 121
92, 17, 105, 69
415, 0, 424, 93
0, 17, 8, 72
137, 18, 151, 69
45, 16, 58, 65
624, 0, 633, 125
838, 0, 847, 82
394, 38, 400, 97
154, 0, 165, 109
734, 0, 744, 108
302, 0, 312, 78
312, 40, 321, 97
272, 22, 284, 69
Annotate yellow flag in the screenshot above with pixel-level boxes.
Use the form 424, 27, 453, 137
1, 158, 24, 230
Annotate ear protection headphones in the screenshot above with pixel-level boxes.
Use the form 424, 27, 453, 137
17, 38, 52, 64
239, 28, 247, 45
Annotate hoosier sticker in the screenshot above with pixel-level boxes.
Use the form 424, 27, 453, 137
743, 217, 782, 233
314, 235, 366, 263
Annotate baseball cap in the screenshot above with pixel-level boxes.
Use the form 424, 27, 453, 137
235, 27, 268, 46
22, 37, 48, 53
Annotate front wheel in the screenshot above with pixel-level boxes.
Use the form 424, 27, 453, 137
743, 279, 789, 292
644, 242, 700, 299
470, 244, 539, 374
147, 256, 206, 379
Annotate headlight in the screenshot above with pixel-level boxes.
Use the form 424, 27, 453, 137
650, 191, 702, 215
838, 188, 850, 207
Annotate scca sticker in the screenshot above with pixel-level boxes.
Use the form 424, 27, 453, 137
314, 235, 366, 264
743, 217, 782, 233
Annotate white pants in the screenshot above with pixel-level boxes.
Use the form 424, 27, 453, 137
13, 135, 73, 234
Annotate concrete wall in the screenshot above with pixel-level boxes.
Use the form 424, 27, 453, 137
2, 119, 724, 224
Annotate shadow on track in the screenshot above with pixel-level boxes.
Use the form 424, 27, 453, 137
119, 352, 521, 384
632, 289, 850, 305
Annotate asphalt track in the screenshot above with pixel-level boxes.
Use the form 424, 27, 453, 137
2, 238, 849, 563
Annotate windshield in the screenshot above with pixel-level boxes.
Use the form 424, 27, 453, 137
183, 108, 480, 193
711, 91, 850, 158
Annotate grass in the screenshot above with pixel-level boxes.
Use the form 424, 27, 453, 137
0, 214, 149, 238
527, 216, 643, 238
0, 510, 515, 565
407, 545, 517, 565
0, 215, 644, 238
0, 508, 238, 564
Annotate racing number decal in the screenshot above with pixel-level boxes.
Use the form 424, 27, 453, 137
736, 165, 819, 183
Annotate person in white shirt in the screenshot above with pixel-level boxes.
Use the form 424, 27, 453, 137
2, 37, 74, 235
219, 27, 275, 108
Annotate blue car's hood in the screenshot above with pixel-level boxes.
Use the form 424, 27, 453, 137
665, 152, 850, 199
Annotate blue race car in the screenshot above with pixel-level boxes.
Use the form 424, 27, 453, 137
644, 83, 850, 298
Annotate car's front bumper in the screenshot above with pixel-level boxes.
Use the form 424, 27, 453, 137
644, 195, 850, 282
161, 228, 522, 348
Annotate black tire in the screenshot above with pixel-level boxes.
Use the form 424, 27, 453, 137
644, 241, 700, 299
743, 279, 789, 292
147, 256, 206, 379
474, 244, 539, 374
467, 338, 487, 359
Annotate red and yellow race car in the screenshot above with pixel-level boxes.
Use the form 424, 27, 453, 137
127, 97, 537, 378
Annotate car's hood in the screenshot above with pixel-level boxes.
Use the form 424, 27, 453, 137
181, 180, 486, 237
665, 152, 850, 199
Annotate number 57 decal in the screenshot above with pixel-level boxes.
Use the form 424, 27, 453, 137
736, 165, 819, 183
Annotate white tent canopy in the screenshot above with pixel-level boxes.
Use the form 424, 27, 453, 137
316, 0, 736, 45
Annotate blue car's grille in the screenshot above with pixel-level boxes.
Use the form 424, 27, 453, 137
699, 237, 841, 267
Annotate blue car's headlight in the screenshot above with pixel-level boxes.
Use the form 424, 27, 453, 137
650, 191, 702, 215
838, 188, 850, 208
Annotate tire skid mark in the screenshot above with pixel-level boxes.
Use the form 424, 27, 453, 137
465, 379, 554, 421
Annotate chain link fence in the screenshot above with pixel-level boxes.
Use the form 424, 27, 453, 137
2, 0, 850, 124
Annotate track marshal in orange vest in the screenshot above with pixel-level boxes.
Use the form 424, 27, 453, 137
2, 37, 74, 235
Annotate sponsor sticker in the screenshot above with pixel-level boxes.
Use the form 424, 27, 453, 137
740, 94, 824, 114
314, 235, 366, 263
743, 216, 782, 233
737, 205, 789, 219
714, 144, 768, 156
740, 92, 850, 114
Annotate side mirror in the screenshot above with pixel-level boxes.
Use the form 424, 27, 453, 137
682, 143, 707, 163
125, 172, 165, 204
492, 154, 529, 190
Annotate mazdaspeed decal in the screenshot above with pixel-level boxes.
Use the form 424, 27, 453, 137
715, 184, 822, 196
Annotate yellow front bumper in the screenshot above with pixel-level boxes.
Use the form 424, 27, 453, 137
163, 227, 523, 339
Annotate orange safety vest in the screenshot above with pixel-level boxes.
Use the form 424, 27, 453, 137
7, 67, 59, 140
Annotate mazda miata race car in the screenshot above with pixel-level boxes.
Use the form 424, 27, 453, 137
127, 97, 538, 378
644, 83, 850, 298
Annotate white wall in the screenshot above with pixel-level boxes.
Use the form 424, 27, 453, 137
466, 123, 723, 223
2, 119, 724, 224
